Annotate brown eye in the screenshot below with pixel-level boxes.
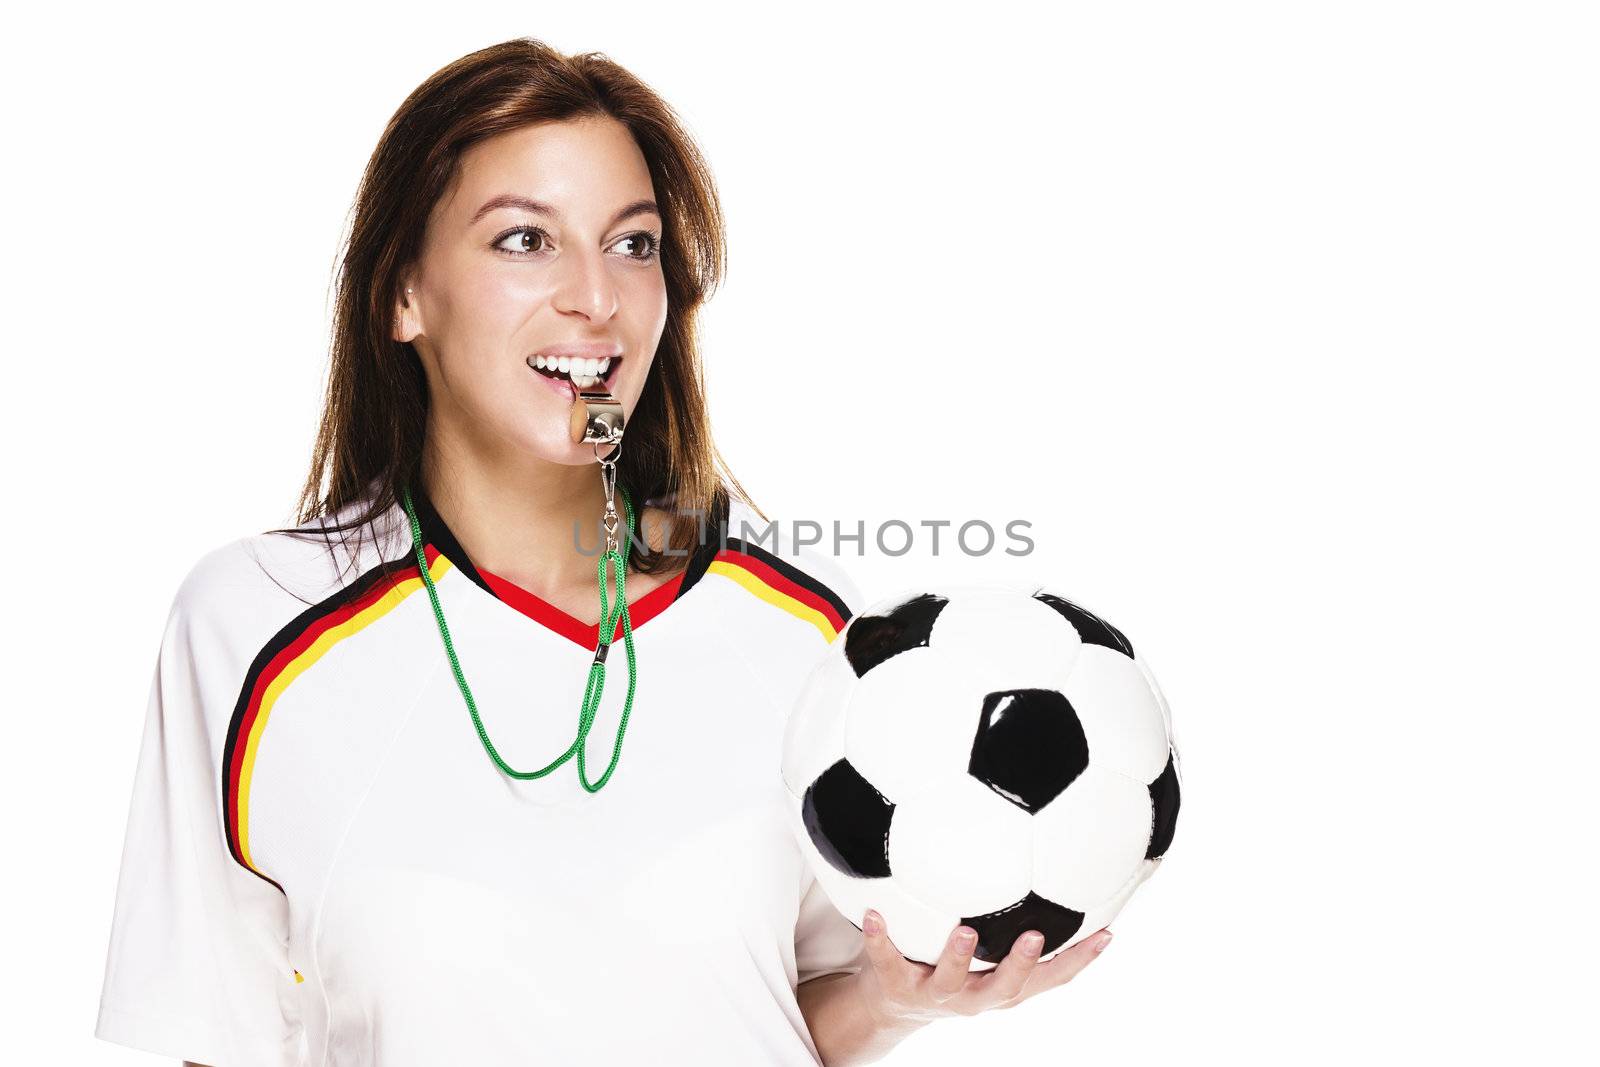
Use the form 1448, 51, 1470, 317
494, 226, 551, 256
613, 232, 660, 261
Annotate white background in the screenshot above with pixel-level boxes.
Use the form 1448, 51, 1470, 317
3, 1, 1595, 1063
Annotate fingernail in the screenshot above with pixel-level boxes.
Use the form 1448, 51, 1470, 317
863, 910, 882, 936
1022, 932, 1044, 954
955, 928, 977, 948
1094, 932, 1113, 952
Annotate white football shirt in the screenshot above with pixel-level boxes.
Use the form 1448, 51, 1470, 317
94, 480, 871, 1066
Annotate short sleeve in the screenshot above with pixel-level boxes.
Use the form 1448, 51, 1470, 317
94, 564, 306, 1066
795, 866, 872, 985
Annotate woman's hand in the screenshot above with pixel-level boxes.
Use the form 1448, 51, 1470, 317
856, 909, 1114, 1028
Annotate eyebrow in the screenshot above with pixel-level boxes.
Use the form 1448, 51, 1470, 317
470, 194, 661, 228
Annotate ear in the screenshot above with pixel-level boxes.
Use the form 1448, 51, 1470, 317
391, 279, 421, 343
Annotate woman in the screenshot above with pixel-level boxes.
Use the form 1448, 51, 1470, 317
93, 38, 1112, 1067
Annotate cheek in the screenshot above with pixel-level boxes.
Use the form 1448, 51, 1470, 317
429, 270, 542, 384
617, 272, 669, 400
445, 269, 540, 343
628, 272, 669, 338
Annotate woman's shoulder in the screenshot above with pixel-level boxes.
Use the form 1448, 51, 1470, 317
718, 494, 868, 626
172, 492, 410, 634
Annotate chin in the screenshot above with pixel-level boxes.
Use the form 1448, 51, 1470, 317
532, 436, 598, 466
476, 418, 587, 467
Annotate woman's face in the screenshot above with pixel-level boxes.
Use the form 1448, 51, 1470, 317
394, 116, 668, 466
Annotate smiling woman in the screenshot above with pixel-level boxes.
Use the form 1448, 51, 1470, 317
92, 35, 921, 1067
387, 113, 698, 619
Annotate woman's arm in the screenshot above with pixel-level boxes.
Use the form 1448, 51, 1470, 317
798, 972, 926, 1067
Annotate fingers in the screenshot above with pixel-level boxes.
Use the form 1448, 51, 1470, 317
861, 910, 925, 983
862, 915, 1111, 1021
859, 910, 939, 1026
980, 928, 1048, 1006
1027, 927, 1113, 993
926, 924, 980, 1003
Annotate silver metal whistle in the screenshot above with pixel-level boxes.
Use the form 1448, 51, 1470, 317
570, 382, 625, 461
572, 382, 628, 642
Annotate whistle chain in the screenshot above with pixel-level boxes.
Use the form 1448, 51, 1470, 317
401, 481, 640, 792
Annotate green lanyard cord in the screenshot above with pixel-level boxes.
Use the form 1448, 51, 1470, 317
400, 482, 639, 793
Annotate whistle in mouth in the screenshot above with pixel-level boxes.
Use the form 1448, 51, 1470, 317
570, 383, 625, 458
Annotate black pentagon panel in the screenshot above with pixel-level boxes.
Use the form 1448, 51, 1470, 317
802, 759, 895, 878
962, 890, 1086, 965
968, 689, 1089, 813
1146, 751, 1181, 859
844, 592, 949, 677
1032, 591, 1134, 658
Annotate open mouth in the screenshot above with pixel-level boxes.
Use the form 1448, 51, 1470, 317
528, 354, 622, 391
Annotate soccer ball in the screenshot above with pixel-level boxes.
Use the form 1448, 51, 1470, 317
781, 584, 1181, 969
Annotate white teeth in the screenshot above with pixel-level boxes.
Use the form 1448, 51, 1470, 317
532, 354, 617, 384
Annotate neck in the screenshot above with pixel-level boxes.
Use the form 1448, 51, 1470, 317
418, 427, 625, 599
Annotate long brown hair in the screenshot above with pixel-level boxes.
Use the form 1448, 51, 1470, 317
269, 37, 761, 587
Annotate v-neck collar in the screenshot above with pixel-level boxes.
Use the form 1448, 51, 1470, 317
404, 477, 723, 650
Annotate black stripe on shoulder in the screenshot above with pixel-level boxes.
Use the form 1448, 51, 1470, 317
723, 535, 852, 624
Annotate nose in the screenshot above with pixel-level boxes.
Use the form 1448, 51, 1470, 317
551, 245, 621, 323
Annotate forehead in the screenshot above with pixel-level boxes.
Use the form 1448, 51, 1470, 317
443, 117, 655, 222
